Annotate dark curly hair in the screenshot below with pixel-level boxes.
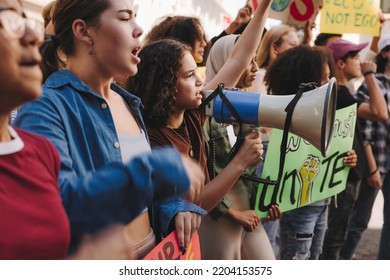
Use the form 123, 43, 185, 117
376, 45, 390, 74
144, 16, 204, 50
126, 39, 191, 128
265, 45, 329, 95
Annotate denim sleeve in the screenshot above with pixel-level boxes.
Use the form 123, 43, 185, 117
14, 98, 190, 237
157, 198, 207, 235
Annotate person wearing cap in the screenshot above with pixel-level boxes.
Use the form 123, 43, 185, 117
320, 39, 388, 259
339, 34, 390, 260
327, 39, 387, 120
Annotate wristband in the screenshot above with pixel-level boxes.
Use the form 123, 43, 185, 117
369, 167, 378, 177
363, 70, 376, 77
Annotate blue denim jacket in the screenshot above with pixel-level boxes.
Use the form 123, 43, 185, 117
15, 70, 206, 245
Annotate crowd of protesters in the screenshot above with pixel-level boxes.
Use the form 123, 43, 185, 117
1, 0, 389, 260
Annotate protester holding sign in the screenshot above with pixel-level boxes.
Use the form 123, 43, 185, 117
265, 45, 358, 260
126, 0, 274, 255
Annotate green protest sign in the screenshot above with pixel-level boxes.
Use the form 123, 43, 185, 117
254, 104, 356, 218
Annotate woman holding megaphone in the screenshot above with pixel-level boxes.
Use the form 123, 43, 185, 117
126, 0, 277, 256
199, 34, 281, 260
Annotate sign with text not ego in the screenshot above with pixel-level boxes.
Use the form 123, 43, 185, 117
254, 104, 356, 218
320, 0, 381, 36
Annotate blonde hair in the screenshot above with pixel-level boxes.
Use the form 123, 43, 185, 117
41, 1, 56, 27
256, 24, 296, 69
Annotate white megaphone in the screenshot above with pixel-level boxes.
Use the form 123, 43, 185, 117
203, 77, 337, 157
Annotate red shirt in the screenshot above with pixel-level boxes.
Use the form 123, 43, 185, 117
0, 128, 70, 259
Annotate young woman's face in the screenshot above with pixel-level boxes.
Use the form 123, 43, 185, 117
90, 0, 143, 78
175, 51, 204, 110
236, 57, 259, 89
192, 24, 207, 63
275, 31, 299, 55
0, 0, 43, 111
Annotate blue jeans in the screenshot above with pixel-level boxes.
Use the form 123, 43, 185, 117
280, 205, 328, 260
378, 171, 390, 259
261, 219, 280, 258
339, 177, 380, 259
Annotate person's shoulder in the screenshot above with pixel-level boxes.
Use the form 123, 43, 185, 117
42, 70, 93, 100
14, 127, 57, 153
147, 126, 171, 147
338, 85, 352, 95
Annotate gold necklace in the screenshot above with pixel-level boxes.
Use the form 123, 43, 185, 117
168, 127, 194, 158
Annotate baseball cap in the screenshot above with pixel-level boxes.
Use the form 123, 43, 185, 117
378, 33, 390, 52
328, 39, 369, 62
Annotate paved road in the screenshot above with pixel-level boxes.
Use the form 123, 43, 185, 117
354, 191, 383, 260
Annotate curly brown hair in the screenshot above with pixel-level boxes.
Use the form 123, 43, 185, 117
144, 16, 204, 50
126, 39, 191, 128
376, 45, 390, 74
265, 45, 329, 95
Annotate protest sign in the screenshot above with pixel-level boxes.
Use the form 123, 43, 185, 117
253, 104, 356, 218
320, 0, 380, 36
252, 0, 322, 27
143, 231, 201, 260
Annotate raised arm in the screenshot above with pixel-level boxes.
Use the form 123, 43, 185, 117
204, 0, 272, 90
356, 63, 389, 121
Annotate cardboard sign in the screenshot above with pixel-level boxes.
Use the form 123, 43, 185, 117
254, 104, 356, 218
320, 0, 380, 36
143, 231, 201, 260
253, 0, 323, 27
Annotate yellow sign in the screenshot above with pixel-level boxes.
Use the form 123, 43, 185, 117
320, 0, 380, 36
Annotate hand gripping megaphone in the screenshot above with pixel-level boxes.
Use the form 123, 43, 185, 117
202, 77, 337, 157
